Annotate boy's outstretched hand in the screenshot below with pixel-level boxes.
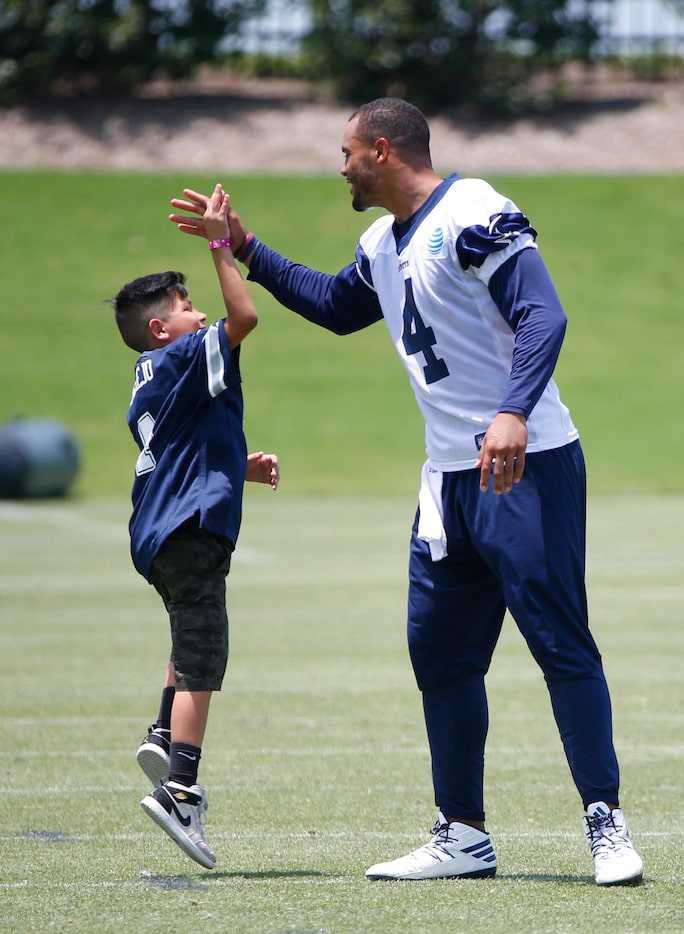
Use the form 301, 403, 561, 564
246, 452, 279, 490
170, 187, 249, 253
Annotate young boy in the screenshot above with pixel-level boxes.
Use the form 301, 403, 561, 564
111, 184, 278, 870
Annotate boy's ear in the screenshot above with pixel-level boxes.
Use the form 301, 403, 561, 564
148, 317, 169, 344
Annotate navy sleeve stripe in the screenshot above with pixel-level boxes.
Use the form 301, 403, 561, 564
457, 212, 537, 270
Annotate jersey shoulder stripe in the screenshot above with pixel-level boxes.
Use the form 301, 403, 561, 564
456, 211, 537, 270
203, 321, 228, 398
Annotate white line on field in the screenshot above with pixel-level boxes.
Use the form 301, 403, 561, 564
3, 870, 681, 893
2, 827, 679, 859
0, 876, 333, 894
0, 501, 125, 541
5, 746, 430, 759
0, 501, 271, 564
7, 710, 684, 727
4, 739, 683, 762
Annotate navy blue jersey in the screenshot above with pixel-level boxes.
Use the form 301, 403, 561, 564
126, 320, 246, 579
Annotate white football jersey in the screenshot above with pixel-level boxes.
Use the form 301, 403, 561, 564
355, 177, 578, 470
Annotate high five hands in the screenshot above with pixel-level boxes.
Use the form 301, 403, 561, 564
169, 187, 248, 251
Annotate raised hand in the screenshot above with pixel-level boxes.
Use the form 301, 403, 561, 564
169, 187, 212, 238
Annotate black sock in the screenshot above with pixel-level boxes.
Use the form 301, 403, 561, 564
169, 742, 202, 787
156, 686, 175, 733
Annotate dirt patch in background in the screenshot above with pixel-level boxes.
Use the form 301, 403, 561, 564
1, 67, 682, 174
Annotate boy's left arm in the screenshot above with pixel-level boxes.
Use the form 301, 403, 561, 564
174, 183, 258, 348
246, 452, 279, 490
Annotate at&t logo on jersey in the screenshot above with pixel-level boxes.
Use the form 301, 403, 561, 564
427, 227, 445, 256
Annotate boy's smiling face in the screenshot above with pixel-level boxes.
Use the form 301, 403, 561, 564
150, 290, 207, 346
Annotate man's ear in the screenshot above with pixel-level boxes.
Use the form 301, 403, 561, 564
375, 136, 391, 163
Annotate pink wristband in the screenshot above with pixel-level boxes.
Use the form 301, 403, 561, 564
209, 237, 232, 251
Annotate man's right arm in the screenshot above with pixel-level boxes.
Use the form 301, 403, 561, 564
169, 187, 382, 334
245, 240, 383, 336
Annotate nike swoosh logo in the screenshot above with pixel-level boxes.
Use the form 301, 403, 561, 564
167, 797, 192, 827
178, 752, 197, 760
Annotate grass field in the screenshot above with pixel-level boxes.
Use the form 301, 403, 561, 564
1, 172, 683, 496
1, 169, 682, 931
2, 491, 683, 933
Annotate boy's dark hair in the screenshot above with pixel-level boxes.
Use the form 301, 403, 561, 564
351, 98, 431, 165
111, 271, 189, 353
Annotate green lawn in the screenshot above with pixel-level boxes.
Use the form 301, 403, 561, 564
1, 493, 682, 933
1, 170, 682, 931
0, 172, 682, 496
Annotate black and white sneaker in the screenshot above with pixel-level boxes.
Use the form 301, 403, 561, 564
366, 812, 497, 880
141, 781, 216, 869
136, 725, 170, 787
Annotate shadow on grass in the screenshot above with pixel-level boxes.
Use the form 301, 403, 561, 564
141, 869, 327, 890
18, 830, 77, 843
141, 873, 209, 891
368, 871, 600, 885
495, 872, 599, 885
211, 869, 328, 881
143, 869, 652, 889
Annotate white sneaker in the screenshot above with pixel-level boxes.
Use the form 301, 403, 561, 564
366, 812, 497, 880
141, 781, 216, 869
583, 801, 643, 886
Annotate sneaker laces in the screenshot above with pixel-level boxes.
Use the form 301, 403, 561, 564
430, 816, 451, 839
194, 788, 209, 829
586, 810, 629, 856
143, 724, 170, 744
428, 814, 476, 849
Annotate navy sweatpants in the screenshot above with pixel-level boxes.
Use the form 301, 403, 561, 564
407, 440, 619, 822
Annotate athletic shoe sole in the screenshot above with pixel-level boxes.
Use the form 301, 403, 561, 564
366, 862, 496, 880
136, 742, 170, 787
598, 870, 643, 887
140, 795, 215, 869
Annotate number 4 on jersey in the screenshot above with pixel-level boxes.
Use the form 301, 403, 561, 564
401, 279, 449, 385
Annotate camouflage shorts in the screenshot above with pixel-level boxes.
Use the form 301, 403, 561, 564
148, 519, 233, 692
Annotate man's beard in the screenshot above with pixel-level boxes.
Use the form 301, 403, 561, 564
351, 189, 367, 212
349, 163, 380, 212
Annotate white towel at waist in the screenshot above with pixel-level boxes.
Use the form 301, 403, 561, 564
417, 461, 447, 561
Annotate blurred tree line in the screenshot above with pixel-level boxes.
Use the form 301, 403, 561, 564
0, 0, 267, 97
0, 0, 609, 112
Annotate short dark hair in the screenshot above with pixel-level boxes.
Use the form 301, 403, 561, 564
109, 271, 188, 353
351, 98, 431, 163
